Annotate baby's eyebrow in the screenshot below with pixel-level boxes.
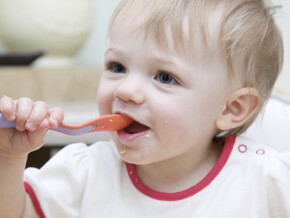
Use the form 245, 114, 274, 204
149, 55, 182, 68
105, 47, 124, 56
105, 47, 183, 68
152, 58, 176, 65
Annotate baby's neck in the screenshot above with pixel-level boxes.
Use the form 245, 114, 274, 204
136, 144, 222, 193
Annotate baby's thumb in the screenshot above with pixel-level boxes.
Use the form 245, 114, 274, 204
27, 128, 48, 152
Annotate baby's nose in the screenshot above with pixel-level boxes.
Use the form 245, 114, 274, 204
114, 77, 145, 104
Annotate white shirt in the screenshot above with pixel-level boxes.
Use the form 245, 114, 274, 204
24, 135, 290, 218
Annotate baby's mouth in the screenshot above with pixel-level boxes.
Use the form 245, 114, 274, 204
123, 121, 149, 134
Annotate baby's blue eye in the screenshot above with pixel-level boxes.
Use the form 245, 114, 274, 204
156, 72, 176, 85
111, 63, 126, 73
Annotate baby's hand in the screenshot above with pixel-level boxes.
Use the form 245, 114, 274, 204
0, 96, 64, 157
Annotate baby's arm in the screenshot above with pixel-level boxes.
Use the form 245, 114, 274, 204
0, 96, 64, 218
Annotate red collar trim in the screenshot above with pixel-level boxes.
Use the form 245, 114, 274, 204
24, 181, 46, 218
126, 134, 236, 201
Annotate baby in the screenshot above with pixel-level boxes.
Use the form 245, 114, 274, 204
0, 0, 289, 217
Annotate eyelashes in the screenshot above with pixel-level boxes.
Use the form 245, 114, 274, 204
105, 61, 180, 86
106, 62, 126, 74
154, 72, 178, 85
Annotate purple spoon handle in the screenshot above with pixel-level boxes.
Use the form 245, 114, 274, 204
49, 126, 96, 135
0, 113, 16, 128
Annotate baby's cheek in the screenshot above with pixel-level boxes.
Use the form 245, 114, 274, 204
96, 86, 113, 115
97, 98, 111, 116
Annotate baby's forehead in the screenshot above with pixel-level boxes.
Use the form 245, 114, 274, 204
110, 0, 225, 56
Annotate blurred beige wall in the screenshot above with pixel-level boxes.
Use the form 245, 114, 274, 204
0, 0, 289, 94
272, 0, 290, 94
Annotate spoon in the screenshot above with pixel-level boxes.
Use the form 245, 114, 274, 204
0, 113, 133, 136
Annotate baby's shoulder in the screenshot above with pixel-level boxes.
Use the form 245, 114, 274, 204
86, 141, 123, 171
88, 140, 118, 155
234, 136, 290, 180
43, 140, 119, 171
61, 140, 117, 156
230, 136, 290, 217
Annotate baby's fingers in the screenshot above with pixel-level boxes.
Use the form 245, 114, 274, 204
12, 128, 48, 153
37, 107, 64, 129
0, 95, 16, 121
48, 107, 64, 128
15, 97, 34, 131
26, 129, 48, 151
25, 101, 49, 131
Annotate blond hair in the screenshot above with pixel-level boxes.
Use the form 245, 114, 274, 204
108, 0, 284, 136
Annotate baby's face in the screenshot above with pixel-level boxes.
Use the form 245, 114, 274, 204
97, 18, 234, 165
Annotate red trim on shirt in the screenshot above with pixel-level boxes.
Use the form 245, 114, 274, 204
126, 134, 236, 201
24, 182, 46, 218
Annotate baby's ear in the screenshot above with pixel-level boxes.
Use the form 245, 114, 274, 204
216, 88, 260, 131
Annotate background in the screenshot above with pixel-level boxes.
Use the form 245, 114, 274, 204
0, 0, 289, 94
